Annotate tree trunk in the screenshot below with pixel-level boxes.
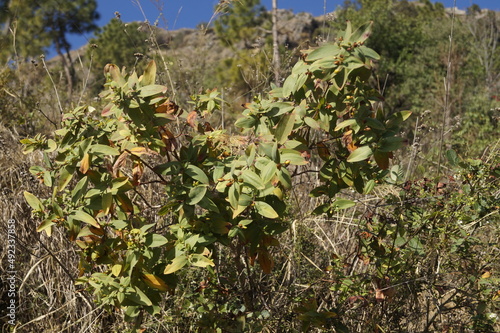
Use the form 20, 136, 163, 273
272, 0, 281, 86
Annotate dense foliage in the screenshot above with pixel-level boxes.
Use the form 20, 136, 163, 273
0, 1, 499, 332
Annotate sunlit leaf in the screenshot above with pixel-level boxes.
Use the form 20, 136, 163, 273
142, 273, 169, 291
306, 44, 341, 62
111, 264, 122, 277
275, 113, 296, 144
190, 254, 215, 268
347, 146, 372, 162
138, 84, 167, 97
90, 144, 120, 156
254, 201, 279, 219
187, 185, 207, 205
145, 234, 169, 248
24, 191, 44, 211
71, 210, 100, 228
57, 166, 75, 191
333, 199, 356, 209
241, 170, 265, 190
164, 255, 188, 275
141, 60, 157, 86
185, 165, 209, 184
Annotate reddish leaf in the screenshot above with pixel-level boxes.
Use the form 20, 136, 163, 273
374, 150, 390, 170
257, 248, 274, 274
316, 142, 331, 161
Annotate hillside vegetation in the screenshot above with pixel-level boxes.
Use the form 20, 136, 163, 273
0, 1, 499, 332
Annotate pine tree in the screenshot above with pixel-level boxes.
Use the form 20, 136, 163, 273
214, 0, 268, 48
89, 18, 149, 81
0, 0, 99, 95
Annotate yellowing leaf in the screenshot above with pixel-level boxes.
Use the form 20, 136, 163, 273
128, 146, 158, 156
111, 264, 122, 277
79, 153, 90, 174
142, 273, 169, 291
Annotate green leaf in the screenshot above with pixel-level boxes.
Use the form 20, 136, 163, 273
282, 74, 297, 97
261, 160, 278, 184
333, 199, 356, 209
145, 234, 169, 248
164, 255, 188, 275
185, 165, 209, 184
357, 46, 380, 60
347, 146, 372, 162
364, 118, 385, 130
234, 116, 256, 129
24, 191, 44, 211
89, 144, 120, 156
232, 204, 248, 218
37, 218, 56, 235
333, 67, 348, 89
57, 166, 75, 191
280, 149, 307, 165
363, 179, 376, 194
378, 137, 403, 152
241, 170, 265, 190
228, 183, 240, 209
45, 139, 57, 152
71, 210, 100, 228
198, 197, 220, 213
446, 149, 459, 166
278, 168, 292, 189
304, 117, 321, 130
306, 44, 341, 61
138, 84, 167, 97
254, 201, 279, 219
350, 21, 373, 43
386, 111, 412, 128
245, 144, 256, 167
190, 254, 215, 268
141, 60, 157, 86
187, 185, 207, 205
129, 286, 153, 306
275, 112, 296, 144
334, 119, 357, 131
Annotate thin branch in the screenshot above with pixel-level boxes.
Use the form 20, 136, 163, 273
436, 0, 457, 176
40, 55, 64, 115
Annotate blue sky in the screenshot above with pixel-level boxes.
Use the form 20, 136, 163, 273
67, 0, 500, 51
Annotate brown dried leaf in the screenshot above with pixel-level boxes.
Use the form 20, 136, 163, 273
112, 151, 129, 178
156, 100, 180, 115
257, 249, 274, 274
187, 110, 198, 128
160, 128, 178, 152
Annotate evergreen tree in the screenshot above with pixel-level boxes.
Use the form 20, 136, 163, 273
88, 19, 149, 89
0, 0, 99, 95
214, 0, 268, 48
